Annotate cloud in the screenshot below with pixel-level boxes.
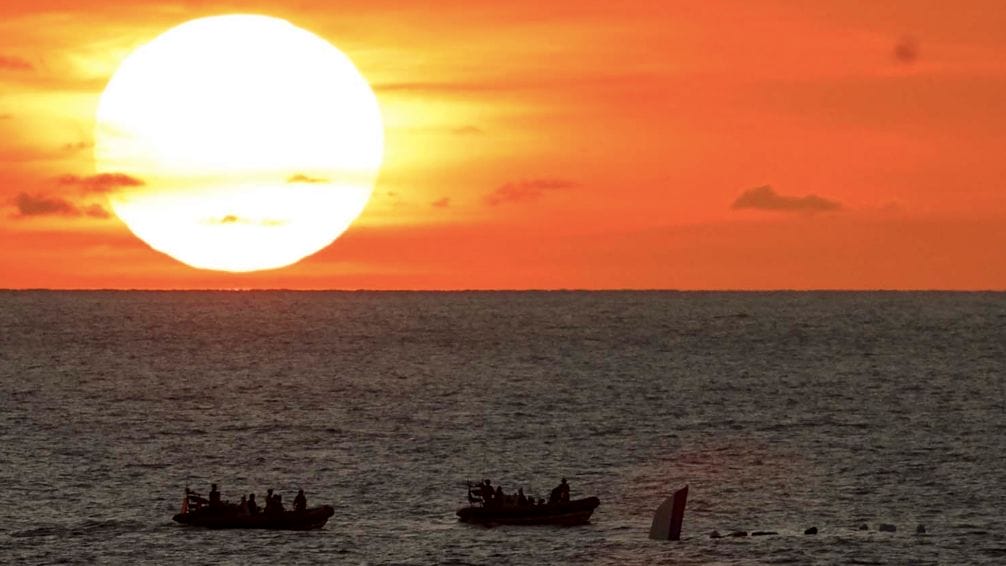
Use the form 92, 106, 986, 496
288, 174, 328, 184
56, 173, 144, 194
207, 215, 286, 227
373, 81, 502, 95
12, 193, 77, 216
403, 125, 485, 136
0, 114, 12, 120
731, 185, 841, 213
0, 55, 33, 72
62, 141, 94, 152
394, 123, 484, 136
81, 204, 111, 219
431, 197, 451, 208
894, 37, 919, 65
486, 178, 577, 206
9, 193, 107, 219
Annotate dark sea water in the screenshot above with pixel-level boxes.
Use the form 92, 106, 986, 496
0, 291, 1003, 565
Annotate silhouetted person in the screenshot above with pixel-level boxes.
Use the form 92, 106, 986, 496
294, 489, 306, 512
479, 480, 494, 506
550, 478, 569, 504
239, 495, 248, 514
495, 486, 504, 507
517, 488, 528, 507
209, 483, 221, 508
186, 488, 208, 510
467, 483, 482, 505
265, 489, 275, 513
248, 493, 259, 515
275, 494, 285, 512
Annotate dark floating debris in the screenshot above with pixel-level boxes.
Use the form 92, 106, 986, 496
858, 524, 869, 531
710, 530, 755, 539
878, 523, 897, 533
648, 485, 688, 541
916, 524, 926, 534
751, 531, 778, 537
804, 527, 818, 535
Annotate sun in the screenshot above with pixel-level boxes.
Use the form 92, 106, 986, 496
95, 15, 383, 272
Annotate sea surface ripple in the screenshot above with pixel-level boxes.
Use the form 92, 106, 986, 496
0, 291, 1003, 564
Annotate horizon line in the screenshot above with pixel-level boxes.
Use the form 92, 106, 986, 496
1, 288, 1003, 293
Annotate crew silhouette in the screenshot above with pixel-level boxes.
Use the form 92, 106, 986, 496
468, 478, 573, 508
183, 484, 308, 516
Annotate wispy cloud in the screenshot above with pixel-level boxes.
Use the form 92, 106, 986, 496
0, 55, 33, 72
61, 141, 94, 152
56, 173, 144, 194
206, 215, 286, 227
10, 192, 109, 218
431, 197, 451, 208
486, 178, 576, 206
288, 174, 328, 184
401, 125, 487, 137
0, 114, 12, 120
731, 185, 841, 213
12, 193, 76, 216
81, 204, 111, 219
373, 81, 503, 95
449, 125, 484, 136
894, 37, 919, 65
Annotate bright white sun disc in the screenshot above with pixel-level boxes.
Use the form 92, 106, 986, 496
95, 14, 383, 272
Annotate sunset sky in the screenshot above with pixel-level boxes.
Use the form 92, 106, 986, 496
2, 1, 1004, 289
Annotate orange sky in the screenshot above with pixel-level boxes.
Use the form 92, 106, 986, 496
1, 0, 1004, 289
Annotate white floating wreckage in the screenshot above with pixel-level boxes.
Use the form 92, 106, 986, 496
649, 484, 688, 541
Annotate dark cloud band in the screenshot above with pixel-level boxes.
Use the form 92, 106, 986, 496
732, 185, 841, 213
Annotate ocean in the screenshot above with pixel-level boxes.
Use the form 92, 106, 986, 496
0, 291, 1003, 564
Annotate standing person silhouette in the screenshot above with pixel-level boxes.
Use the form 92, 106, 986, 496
209, 483, 222, 508
550, 478, 569, 504
265, 489, 275, 513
